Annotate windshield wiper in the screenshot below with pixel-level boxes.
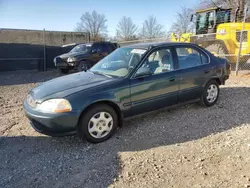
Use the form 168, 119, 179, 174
90, 71, 113, 78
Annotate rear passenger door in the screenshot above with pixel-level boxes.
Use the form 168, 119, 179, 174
106, 43, 116, 53
91, 43, 107, 63
175, 45, 212, 102
101, 43, 110, 56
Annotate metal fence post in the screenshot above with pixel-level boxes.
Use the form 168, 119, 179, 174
43, 29, 46, 71
236, 3, 248, 76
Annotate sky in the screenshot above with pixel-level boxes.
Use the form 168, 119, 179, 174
0, 0, 198, 37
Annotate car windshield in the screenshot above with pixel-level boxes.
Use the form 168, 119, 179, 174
70, 44, 91, 53
90, 47, 147, 77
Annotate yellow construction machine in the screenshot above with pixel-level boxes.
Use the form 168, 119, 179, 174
171, 6, 250, 64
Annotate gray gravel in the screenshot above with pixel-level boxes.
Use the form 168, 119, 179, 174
1, 70, 250, 188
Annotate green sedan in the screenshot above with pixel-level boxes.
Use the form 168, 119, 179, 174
24, 42, 230, 143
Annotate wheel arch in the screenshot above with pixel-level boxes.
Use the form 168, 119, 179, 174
204, 77, 222, 88
211, 77, 222, 85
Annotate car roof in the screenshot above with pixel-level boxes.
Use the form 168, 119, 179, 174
77, 41, 112, 46
125, 42, 197, 49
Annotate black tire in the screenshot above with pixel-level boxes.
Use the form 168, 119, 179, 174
205, 43, 228, 60
59, 68, 69, 74
78, 104, 118, 143
200, 80, 220, 107
77, 61, 91, 72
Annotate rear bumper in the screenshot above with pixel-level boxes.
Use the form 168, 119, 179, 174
24, 101, 79, 137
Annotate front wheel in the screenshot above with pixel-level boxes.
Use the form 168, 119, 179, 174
78, 104, 118, 143
77, 61, 91, 72
200, 80, 220, 107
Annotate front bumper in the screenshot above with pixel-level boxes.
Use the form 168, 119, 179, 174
24, 101, 80, 137
55, 57, 77, 69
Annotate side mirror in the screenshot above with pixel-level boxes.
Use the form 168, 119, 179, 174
135, 67, 153, 78
92, 49, 97, 54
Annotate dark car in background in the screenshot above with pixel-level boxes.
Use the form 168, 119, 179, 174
54, 42, 117, 73
24, 42, 230, 143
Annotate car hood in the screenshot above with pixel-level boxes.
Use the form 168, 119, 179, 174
30, 72, 114, 101
59, 51, 88, 59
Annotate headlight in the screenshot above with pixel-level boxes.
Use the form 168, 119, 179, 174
67, 57, 76, 62
53, 58, 57, 66
36, 99, 72, 113
26, 94, 36, 108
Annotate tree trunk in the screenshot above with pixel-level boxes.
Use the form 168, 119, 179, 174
238, 0, 245, 21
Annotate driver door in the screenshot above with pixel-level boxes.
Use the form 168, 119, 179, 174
130, 47, 180, 116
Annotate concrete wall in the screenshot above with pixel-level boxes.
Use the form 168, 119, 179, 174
0, 29, 90, 46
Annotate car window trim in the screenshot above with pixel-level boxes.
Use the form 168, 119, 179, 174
130, 46, 176, 79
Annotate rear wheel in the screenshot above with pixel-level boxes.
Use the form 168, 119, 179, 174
78, 104, 118, 143
77, 61, 91, 72
200, 80, 220, 107
59, 68, 69, 74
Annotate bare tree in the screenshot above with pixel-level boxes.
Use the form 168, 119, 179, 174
116, 16, 138, 41
170, 7, 195, 35
76, 10, 107, 41
199, 0, 246, 9
140, 16, 165, 39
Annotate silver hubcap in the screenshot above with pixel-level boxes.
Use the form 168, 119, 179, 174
206, 84, 218, 103
88, 112, 113, 139
82, 64, 87, 71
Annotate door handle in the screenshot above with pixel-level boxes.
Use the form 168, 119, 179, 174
169, 77, 175, 82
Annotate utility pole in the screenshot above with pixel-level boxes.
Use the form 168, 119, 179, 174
236, 1, 248, 76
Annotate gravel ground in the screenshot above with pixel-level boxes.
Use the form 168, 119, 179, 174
1, 70, 250, 188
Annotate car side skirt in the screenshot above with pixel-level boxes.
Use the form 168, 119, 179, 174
124, 98, 200, 121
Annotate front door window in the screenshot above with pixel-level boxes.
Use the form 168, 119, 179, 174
137, 48, 175, 75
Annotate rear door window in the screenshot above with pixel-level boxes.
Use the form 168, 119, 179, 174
101, 43, 109, 53
176, 47, 208, 69
92, 43, 102, 52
